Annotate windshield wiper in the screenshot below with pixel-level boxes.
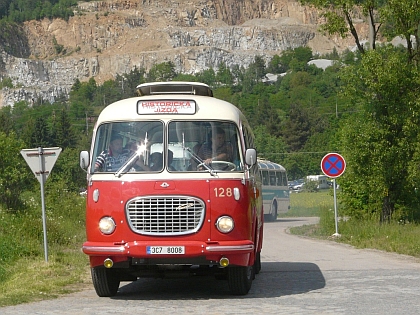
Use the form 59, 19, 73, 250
184, 147, 217, 176
114, 152, 140, 177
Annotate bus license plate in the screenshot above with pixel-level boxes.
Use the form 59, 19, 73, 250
146, 246, 185, 255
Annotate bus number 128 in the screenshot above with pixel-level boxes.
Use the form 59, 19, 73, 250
214, 187, 233, 198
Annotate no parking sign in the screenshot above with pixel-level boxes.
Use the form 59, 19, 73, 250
321, 153, 346, 178
321, 152, 346, 237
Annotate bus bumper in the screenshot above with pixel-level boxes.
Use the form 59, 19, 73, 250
82, 240, 254, 267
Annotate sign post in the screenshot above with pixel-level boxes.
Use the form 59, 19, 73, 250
321, 153, 346, 237
20, 147, 62, 262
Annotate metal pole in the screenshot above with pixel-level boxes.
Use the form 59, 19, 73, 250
333, 178, 340, 237
38, 147, 49, 262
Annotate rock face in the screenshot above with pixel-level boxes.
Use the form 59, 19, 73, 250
0, 0, 368, 107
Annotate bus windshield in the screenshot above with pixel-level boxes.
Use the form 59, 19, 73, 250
91, 120, 243, 173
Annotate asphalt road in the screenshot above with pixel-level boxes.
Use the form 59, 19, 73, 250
2, 217, 420, 315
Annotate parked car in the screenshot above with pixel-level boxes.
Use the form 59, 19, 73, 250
288, 181, 296, 190
292, 182, 305, 190
290, 178, 305, 191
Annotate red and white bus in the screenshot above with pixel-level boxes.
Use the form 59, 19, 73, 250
80, 82, 263, 296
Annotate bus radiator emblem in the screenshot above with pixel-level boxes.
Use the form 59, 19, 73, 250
160, 182, 170, 188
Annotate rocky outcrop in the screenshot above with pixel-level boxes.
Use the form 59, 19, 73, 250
0, 0, 368, 107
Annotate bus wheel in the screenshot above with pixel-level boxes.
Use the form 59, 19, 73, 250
269, 201, 278, 222
91, 267, 120, 297
228, 265, 254, 295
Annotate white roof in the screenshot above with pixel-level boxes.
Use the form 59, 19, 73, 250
258, 159, 286, 171
96, 93, 244, 125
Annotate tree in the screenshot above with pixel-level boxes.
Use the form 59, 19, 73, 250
253, 98, 283, 137
253, 124, 287, 163
379, 0, 420, 65
278, 47, 313, 72
299, 0, 382, 53
116, 66, 146, 99
49, 147, 87, 192
0, 105, 14, 134
50, 108, 76, 148
173, 73, 198, 82
0, 0, 12, 19
0, 131, 33, 210
252, 55, 267, 80
339, 46, 420, 222
69, 77, 97, 120
28, 116, 51, 148
147, 61, 176, 82
267, 54, 285, 74
216, 62, 233, 86
196, 68, 216, 86
213, 87, 233, 103
281, 103, 312, 151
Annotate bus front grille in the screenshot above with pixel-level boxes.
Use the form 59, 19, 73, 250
126, 196, 205, 236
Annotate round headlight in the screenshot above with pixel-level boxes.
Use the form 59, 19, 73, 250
99, 217, 116, 234
216, 216, 234, 233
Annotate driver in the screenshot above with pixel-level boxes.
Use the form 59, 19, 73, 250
198, 127, 232, 165
95, 134, 129, 172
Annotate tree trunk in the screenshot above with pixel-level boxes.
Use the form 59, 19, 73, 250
381, 195, 393, 223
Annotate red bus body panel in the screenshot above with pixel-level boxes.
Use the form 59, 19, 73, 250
83, 178, 261, 268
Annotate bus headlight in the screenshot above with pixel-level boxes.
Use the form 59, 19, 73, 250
216, 216, 234, 233
99, 217, 116, 234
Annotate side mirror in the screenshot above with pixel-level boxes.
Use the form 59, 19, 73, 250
245, 148, 257, 166
80, 151, 90, 170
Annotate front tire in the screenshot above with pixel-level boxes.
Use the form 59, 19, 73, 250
228, 266, 254, 295
91, 267, 120, 297
269, 201, 278, 222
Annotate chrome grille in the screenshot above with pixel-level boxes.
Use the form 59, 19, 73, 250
126, 196, 205, 236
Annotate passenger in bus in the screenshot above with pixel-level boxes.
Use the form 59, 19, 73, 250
198, 127, 232, 165
150, 152, 163, 171
95, 134, 130, 172
126, 141, 150, 171
168, 150, 177, 171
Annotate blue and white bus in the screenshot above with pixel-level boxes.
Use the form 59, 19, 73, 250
258, 159, 290, 221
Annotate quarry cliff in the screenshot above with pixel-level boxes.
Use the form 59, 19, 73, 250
0, 0, 369, 107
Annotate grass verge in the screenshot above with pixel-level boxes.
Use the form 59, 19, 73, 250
0, 188, 90, 307
288, 190, 420, 259
280, 189, 332, 217
0, 252, 90, 306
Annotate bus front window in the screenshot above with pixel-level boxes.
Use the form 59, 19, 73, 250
168, 121, 243, 172
91, 120, 243, 173
91, 121, 163, 173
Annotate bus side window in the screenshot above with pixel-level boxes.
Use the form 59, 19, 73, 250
276, 172, 282, 186
270, 173, 276, 186
262, 170, 269, 185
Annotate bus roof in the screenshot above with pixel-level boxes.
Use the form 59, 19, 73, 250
96, 87, 246, 125
258, 159, 286, 171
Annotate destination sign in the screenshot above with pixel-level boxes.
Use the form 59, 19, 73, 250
137, 100, 196, 114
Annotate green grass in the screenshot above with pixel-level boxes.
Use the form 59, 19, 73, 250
0, 252, 90, 306
332, 218, 420, 258
288, 190, 420, 259
0, 187, 90, 307
280, 189, 334, 217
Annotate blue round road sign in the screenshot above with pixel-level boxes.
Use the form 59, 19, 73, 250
321, 153, 346, 178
